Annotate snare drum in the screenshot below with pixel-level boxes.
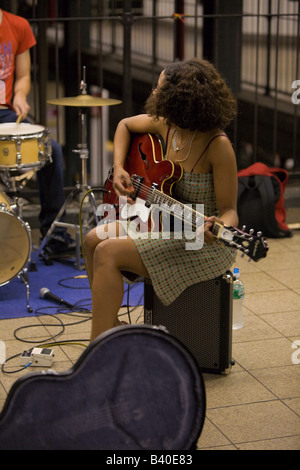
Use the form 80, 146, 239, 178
0, 191, 31, 286
0, 122, 52, 171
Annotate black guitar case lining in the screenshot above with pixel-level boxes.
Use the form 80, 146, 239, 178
0, 325, 206, 450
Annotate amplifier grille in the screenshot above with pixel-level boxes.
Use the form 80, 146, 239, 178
144, 274, 232, 373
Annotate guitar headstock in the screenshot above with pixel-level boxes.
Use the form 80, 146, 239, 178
212, 224, 269, 262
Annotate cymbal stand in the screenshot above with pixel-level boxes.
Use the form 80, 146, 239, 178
33, 71, 103, 270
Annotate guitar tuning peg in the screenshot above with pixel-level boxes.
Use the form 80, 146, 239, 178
249, 228, 254, 235
242, 225, 246, 231
257, 231, 262, 237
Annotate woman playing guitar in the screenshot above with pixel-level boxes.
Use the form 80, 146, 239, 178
85, 58, 239, 341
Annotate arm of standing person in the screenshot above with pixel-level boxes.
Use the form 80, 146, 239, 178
12, 49, 31, 119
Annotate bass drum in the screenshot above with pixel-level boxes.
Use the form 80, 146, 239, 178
0, 325, 206, 450
0, 192, 31, 286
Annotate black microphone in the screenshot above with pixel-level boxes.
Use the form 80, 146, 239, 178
39, 287, 74, 309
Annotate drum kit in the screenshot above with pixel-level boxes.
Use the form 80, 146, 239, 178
0, 68, 121, 312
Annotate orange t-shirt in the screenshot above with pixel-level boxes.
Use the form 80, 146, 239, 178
0, 10, 36, 106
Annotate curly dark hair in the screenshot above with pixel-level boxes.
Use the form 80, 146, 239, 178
145, 58, 237, 132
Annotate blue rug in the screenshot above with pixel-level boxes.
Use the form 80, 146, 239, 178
0, 257, 144, 320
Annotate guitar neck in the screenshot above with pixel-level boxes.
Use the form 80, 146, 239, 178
131, 174, 267, 257
150, 186, 235, 242
133, 176, 226, 236
150, 186, 204, 228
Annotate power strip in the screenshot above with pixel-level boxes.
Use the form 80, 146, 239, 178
20, 347, 55, 367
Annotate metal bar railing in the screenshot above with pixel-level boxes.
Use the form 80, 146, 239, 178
7, 0, 298, 174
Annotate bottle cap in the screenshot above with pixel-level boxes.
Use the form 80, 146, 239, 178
233, 267, 240, 279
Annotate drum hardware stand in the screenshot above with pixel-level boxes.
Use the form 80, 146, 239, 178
32, 70, 105, 271
1, 169, 38, 218
14, 196, 33, 312
18, 269, 33, 313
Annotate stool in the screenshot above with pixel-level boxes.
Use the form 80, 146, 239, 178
144, 271, 234, 374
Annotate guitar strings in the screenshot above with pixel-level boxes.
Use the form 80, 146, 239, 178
109, 169, 205, 228
107, 169, 266, 259
129, 179, 247, 247
130, 178, 211, 232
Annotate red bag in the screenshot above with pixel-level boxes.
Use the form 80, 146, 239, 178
237, 163, 291, 237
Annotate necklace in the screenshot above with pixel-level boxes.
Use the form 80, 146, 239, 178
172, 128, 196, 152
171, 129, 197, 163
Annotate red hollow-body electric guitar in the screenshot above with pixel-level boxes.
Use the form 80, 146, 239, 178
103, 133, 268, 262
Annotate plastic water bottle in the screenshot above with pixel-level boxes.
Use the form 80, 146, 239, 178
232, 268, 244, 329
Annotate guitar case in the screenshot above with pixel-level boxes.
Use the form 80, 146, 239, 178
0, 325, 206, 450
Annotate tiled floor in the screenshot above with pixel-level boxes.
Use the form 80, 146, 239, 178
0, 226, 300, 449
199, 231, 300, 450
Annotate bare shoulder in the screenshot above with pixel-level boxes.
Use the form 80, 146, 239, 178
207, 134, 236, 167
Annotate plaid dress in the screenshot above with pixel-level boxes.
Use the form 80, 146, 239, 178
124, 172, 236, 305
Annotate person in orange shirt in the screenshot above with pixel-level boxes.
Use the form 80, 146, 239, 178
0, 8, 74, 253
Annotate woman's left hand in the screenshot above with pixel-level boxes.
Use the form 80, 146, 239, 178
200, 215, 224, 244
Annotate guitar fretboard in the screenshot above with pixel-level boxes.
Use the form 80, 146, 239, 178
132, 176, 205, 230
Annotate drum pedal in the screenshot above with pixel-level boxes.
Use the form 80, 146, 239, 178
38, 249, 53, 265
20, 348, 55, 367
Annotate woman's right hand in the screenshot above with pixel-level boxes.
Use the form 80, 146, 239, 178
113, 167, 135, 203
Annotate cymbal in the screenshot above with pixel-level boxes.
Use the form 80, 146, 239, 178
47, 94, 122, 107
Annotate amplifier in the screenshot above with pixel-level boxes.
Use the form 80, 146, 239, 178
144, 272, 234, 374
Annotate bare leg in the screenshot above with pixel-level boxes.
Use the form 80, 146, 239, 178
84, 222, 149, 341
84, 221, 124, 286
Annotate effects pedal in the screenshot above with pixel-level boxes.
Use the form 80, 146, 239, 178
20, 347, 55, 367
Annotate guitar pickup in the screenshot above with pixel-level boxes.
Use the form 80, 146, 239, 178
145, 182, 158, 208
131, 174, 144, 201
